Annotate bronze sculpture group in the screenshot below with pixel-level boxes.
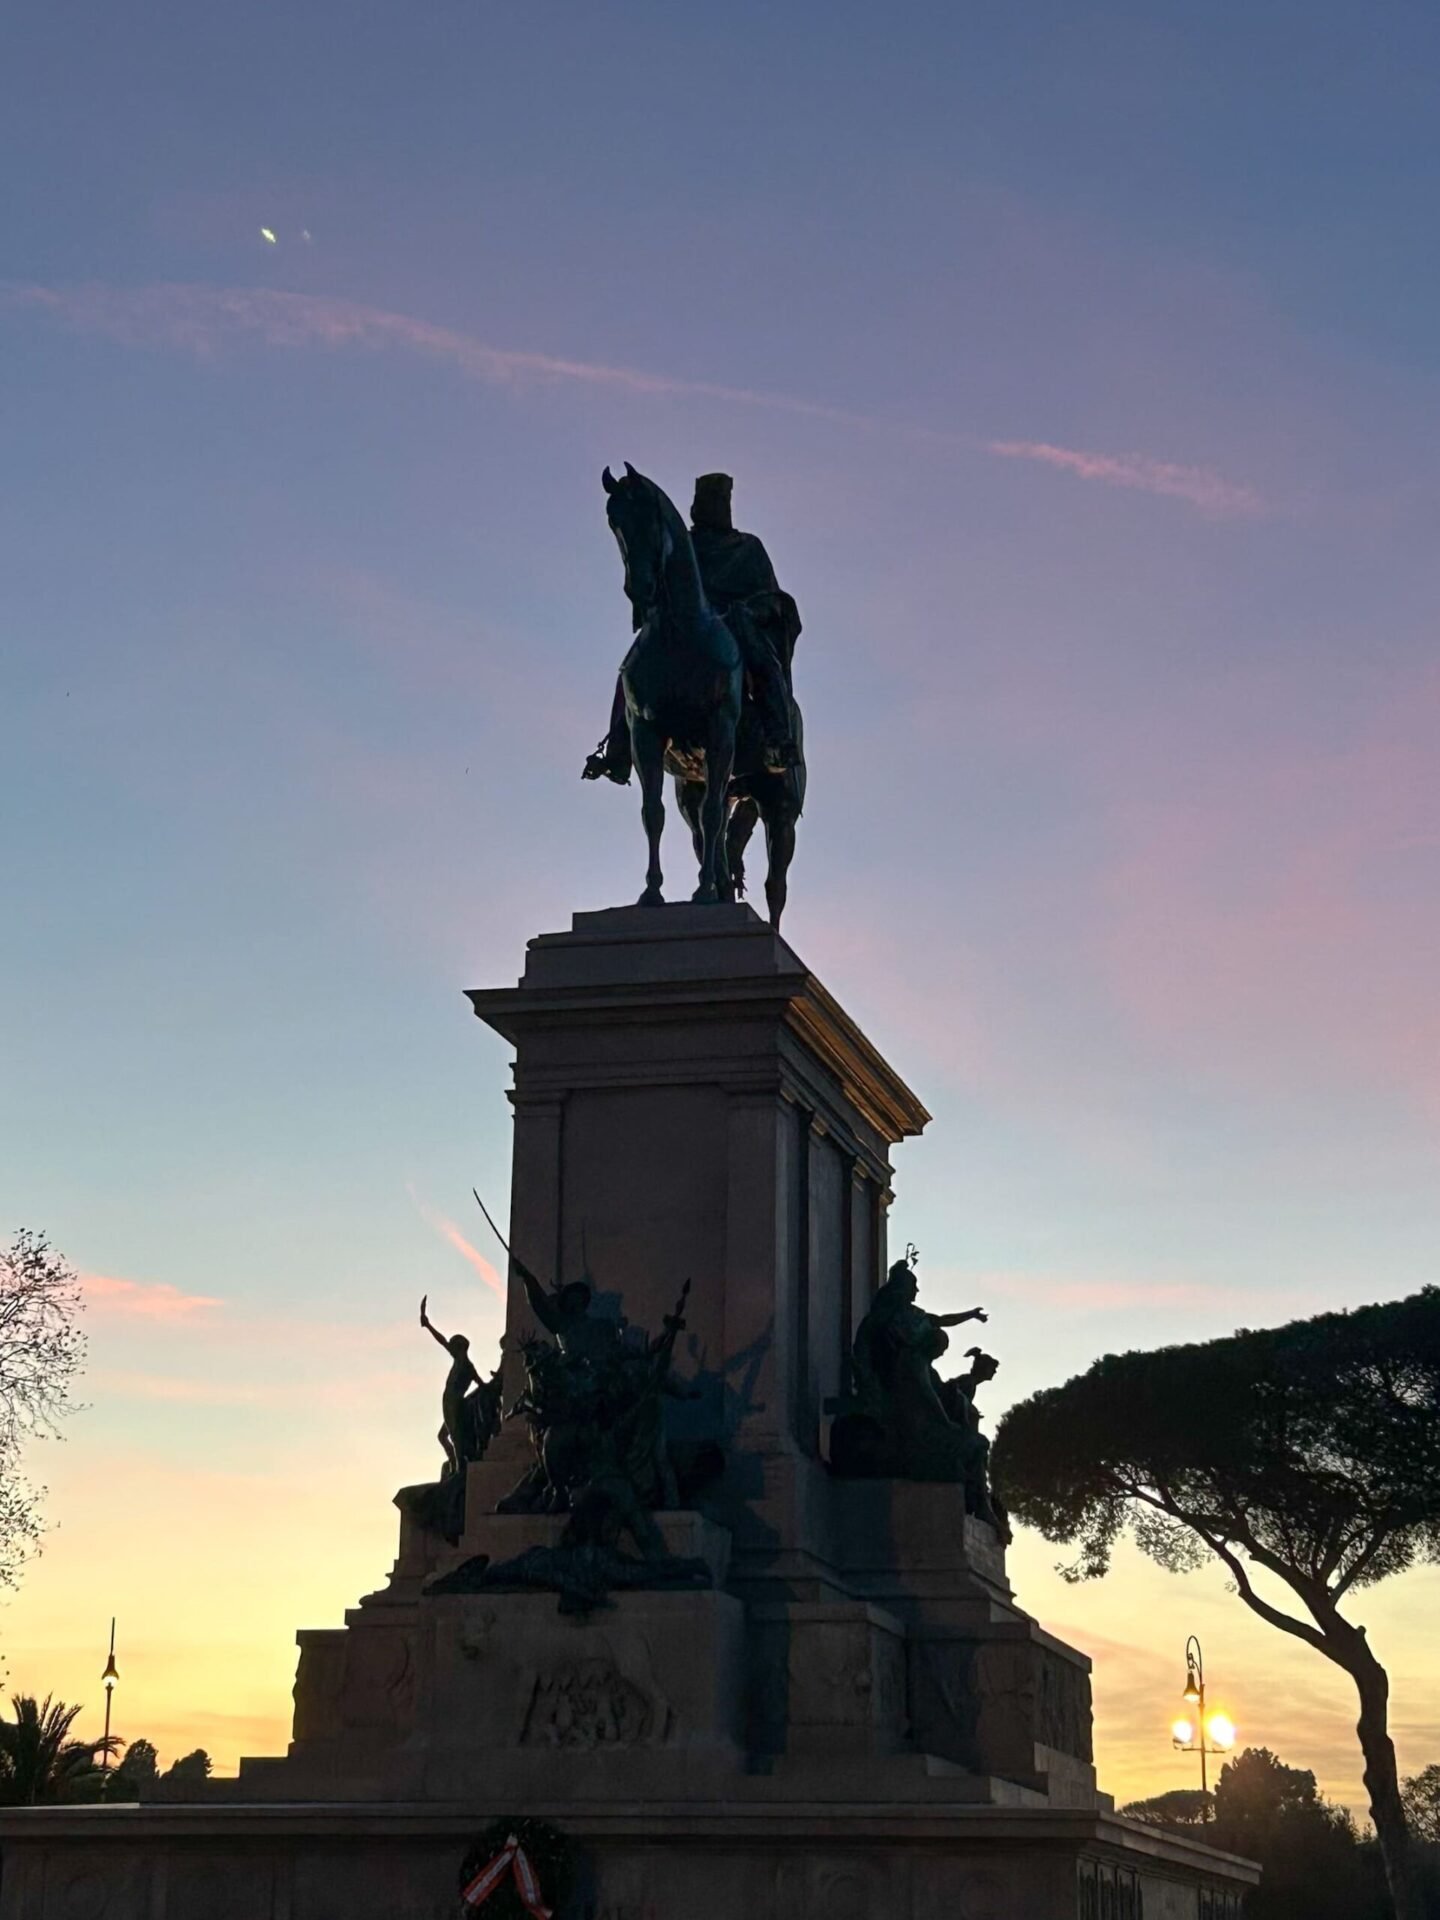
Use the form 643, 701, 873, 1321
828, 1249, 1009, 1537
411, 1233, 1008, 1611
417, 1250, 718, 1612
584, 467, 806, 928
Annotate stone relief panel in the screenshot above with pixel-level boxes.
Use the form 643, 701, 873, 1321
446, 1601, 699, 1750
909, 1631, 1095, 1773
1076, 1858, 1143, 1920
906, 1634, 980, 1767
291, 1844, 457, 1920
954, 1870, 1011, 1920
520, 1657, 671, 1749
340, 1625, 417, 1736
292, 1631, 346, 1743
786, 1616, 902, 1736
1039, 1648, 1094, 1763
912, 1853, 1038, 1920
167, 1850, 276, 1920
872, 1627, 907, 1737
1197, 1890, 1245, 1920
45, 1853, 147, 1920
773, 1852, 894, 1920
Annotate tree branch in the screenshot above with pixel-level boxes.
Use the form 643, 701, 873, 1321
1120, 1480, 1333, 1657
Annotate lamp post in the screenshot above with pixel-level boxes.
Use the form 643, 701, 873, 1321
100, 1618, 119, 1770
1170, 1634, 1235, 1819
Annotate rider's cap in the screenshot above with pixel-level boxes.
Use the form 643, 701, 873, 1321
691, 472, 734, 530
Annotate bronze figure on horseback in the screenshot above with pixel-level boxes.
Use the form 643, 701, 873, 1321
586, 468, 806, 925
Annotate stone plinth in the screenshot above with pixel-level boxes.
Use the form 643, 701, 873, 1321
0, 906, 1258, 1917
464, 905, 928, 1510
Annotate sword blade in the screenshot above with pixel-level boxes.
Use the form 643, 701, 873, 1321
472, 1188, 511, 1257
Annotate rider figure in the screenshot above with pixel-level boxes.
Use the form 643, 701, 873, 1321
584, 473, 801, 784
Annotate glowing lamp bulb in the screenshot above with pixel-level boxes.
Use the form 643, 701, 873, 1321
1171, 1718, 1195, 1745
1208, 1714, 1236, 1749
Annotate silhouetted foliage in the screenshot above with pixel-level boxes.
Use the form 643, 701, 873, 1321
1123, 1750, 1393, 1918
0, 1693, 116, 1805
1209, 1748, 1386, 1920
993, 1289, 1440, 1920
1401, 1763, 1440, 1844
163, 1747, 212, 1785
106, 1734, 159, 1799
1118, 1786, 1212, 1828
0, 1230, 86, 1593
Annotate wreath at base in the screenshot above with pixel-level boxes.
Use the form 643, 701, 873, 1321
458, 1818, 577, 1919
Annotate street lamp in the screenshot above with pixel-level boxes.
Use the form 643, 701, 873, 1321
100, 1618, 119, 1770
1170, 1634, 1234, 1818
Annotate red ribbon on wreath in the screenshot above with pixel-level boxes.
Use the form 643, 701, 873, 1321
460, 1833, 553, 1918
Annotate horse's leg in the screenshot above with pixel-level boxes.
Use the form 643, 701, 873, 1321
693, 715, 736, 904
677, 777, 705, 865
763, 794, 797, 930
726, 795, 759, 904
633, 719, 666, 907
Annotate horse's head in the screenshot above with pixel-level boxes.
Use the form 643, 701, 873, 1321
603, 462, 671, 615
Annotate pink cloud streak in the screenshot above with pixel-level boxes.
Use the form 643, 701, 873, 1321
405, 1184, 505, 1295
1, 281, 865, 422
431, 1216, 504, 1295
81, 1271, 222, 1320
2, 282, 1262, 519
986, 439, 1263, 517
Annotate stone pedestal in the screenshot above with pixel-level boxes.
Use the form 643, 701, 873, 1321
462, 904, 927, 1536
0, 906, 1257, 1919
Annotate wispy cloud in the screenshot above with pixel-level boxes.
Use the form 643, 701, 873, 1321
406, 1183, 505, 1295
976, 1270, 1218, 1312
3, 282, 1263, 519
1, 281, 864, 423
959, 1269, 1312, 1317
81, 1270, 222, 1320
987, 439, 1263, 518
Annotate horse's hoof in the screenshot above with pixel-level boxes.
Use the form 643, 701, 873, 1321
638, 888, 665, 908
692, 884, 719, 905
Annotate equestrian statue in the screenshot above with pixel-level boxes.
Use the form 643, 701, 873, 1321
585, 467, 806, 927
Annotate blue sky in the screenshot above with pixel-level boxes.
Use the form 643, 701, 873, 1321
4, 0, 1439, 1801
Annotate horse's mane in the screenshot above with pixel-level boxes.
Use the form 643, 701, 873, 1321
629, 468, 686, 543
627, 468, 704, 608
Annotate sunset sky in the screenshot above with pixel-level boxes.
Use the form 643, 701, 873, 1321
5, 1, 1440, 1810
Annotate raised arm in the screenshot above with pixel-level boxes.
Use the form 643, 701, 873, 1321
419, 1294, 452, 1352
935, 1306, 988, 1328
514, 1260, 562, 1335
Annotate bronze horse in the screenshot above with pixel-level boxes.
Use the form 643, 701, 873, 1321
602, 465, 805, 924
603, 463, 742, 906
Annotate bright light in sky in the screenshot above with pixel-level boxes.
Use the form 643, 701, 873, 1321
259, 227, 276, 244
